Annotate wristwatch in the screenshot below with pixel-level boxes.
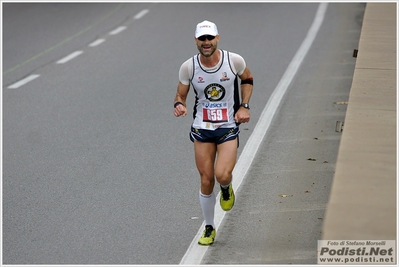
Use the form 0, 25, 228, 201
240, 103, 250, 110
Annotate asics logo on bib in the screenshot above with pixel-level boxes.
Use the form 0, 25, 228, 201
203, 103, 225, 108
204, 83, 226, 102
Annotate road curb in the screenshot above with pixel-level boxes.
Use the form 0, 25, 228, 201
322, 3, 396, 240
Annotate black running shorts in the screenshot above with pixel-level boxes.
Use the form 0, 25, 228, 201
190, 126, 240, 146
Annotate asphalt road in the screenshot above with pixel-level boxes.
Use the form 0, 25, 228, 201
3, 3, 365, 264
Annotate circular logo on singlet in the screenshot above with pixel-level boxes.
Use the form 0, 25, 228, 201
204, 83, 226, 102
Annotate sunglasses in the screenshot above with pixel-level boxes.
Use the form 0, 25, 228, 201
198, 35, 216, 41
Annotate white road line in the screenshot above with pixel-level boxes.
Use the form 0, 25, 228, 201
7, 74, 40, 89
179, 3, 329, 265
56, 51, 84, 64
109, 26, 127, 35
134, 9, 149, 20
89, 39, 105, 47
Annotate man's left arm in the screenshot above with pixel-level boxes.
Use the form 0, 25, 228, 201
235, 67, 253, 123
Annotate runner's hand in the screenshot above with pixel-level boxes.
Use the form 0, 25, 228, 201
174, 104, 187, 117
234, 107, 250, 123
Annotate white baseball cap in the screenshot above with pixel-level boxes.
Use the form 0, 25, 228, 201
195, 20, 218, 38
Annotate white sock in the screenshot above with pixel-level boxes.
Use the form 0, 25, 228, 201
220, 182, 231, 189
199, 190, 215, 227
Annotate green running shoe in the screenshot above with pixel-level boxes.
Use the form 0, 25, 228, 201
198, 225, 216, 246
220, 184, 235, 211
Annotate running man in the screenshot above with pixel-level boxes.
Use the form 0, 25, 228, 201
173, 20, 253, 245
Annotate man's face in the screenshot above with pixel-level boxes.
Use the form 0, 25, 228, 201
196, 35, 219, 57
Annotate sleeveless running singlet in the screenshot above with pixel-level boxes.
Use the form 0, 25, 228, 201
190, 50, 240, 130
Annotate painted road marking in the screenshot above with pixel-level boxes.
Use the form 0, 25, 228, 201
8, 74, 40, 89
5, 7, 151, 89
56, 51, 84, 64
134, 9, 149, 20
3, 3, 124, 75
89, 39, 105, 47
179, 3, 329, 265
109, 26, 127, 35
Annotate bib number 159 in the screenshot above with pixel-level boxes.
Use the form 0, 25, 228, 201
203, 108, 228, 123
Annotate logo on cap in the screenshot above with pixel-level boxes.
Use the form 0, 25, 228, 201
195, 20, 218, 38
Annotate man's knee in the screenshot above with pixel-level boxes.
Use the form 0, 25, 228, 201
200, 176, 215, 195
215, 168, 232, 185
201, 176, 214, 186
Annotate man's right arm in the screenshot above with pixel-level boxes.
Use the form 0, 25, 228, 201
174, 59, 192, 117
174, 82, 189, 117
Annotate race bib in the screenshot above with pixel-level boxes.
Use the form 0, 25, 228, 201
202, 102, 228, 123
203, 108, 228, 123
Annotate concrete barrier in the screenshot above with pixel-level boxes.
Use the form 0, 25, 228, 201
322, 3, 396, 240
